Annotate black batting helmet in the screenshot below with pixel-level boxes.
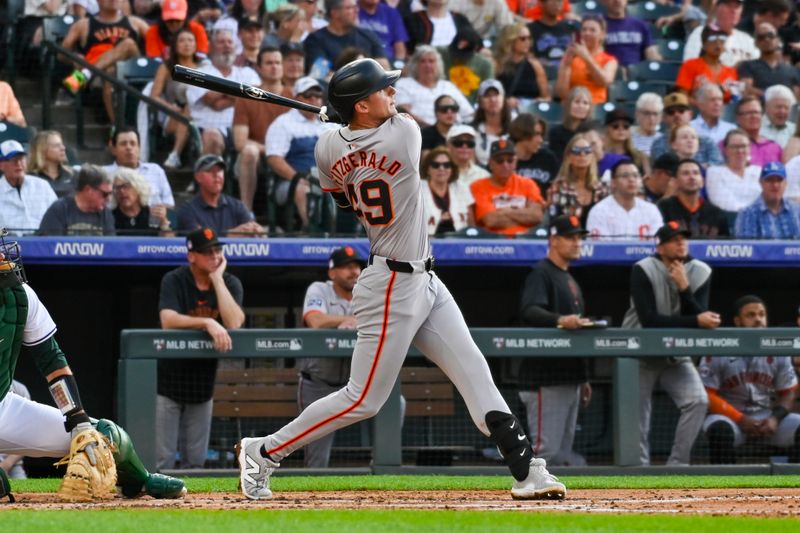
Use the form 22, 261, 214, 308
328, 58, 401, 123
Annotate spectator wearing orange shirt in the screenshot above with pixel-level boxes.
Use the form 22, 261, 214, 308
554, 15, 618, 104
144, 0, 209, 61
508, 0, 571, 21
676, 25, 739, 103
470, 139, 545, 235
0, 82, 26, 127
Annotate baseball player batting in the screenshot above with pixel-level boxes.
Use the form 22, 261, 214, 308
0, 229, 186, 501
236, 58, 566, 501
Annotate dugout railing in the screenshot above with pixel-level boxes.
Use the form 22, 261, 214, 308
118, 328, 800, 473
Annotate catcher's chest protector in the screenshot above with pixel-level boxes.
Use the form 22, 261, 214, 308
0, 285, 28, 399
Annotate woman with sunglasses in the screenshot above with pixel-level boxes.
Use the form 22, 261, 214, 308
603, 109, 649, 176
546, 134, 609, 226
446, 125, 489, 186
676, 25, 739, 102
421, 95, 461, 160
554, 15, 618, 105
420, 146, 475, 236
548, 86, 593, 167
494, 22, 550, 112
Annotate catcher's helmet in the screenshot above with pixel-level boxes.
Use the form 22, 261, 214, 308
328, 58, 401, 123
0, 229, 26, 289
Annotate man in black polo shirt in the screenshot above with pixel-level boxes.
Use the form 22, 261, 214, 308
156, 227, 245, 470
738, 21, 800, 98
643, 153, 679, 204
657, 158, 729, 238
515, 215, 593, 466
176, 154, 265, 236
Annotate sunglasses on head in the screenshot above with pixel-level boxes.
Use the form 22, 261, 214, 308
450, 139, 475, 148
436, 104, 459, 113
571, 146, 593, 155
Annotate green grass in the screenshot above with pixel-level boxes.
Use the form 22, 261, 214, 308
1, 510, 799, 533
9, 474, 800, 493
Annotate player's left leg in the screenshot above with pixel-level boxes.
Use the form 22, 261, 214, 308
411, 274, 565, 499
658, 360, 709, 465
0, 392, 70, 456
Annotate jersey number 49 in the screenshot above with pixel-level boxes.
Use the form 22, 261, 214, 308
346, 179, 394, 226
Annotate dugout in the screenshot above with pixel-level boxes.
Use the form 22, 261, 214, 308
10, 237, 800, 473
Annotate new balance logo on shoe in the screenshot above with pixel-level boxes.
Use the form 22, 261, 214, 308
244, 455, 261, 485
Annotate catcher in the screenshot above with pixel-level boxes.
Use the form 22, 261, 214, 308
0, 229, 186, 502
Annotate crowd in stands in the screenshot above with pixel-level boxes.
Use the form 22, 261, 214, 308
1, 0, 800, 239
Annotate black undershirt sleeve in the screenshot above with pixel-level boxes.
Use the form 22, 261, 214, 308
630, 265, 699, 328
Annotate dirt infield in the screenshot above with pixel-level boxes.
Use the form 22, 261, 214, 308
6, 488, 800, 516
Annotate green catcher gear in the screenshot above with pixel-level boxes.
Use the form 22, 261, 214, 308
95, 419, 186, 499
0, 467, 14, 503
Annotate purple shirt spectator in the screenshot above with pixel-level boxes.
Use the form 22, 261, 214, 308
359, 3, 409, 62
598, 152, 629, 177
748, 138, 783, 167
603, 16, 653, 67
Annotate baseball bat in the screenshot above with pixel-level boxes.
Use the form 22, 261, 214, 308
171, 64, 329, 118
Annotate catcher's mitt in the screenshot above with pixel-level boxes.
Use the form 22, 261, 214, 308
55, 428, 117, 501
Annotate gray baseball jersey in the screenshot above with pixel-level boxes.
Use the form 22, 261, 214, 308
260, 111, 513, 463
699, 356, 798, 414
301, 280, 352, 384
315, 113, 431, 261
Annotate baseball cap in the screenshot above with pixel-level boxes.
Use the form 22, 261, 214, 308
760, 161, 786, 180
604, 108, 633, 126
663, 92, 690, 110
161, 0, 187, 21
549, 215, 589, 237
194, 153, 226, 173
186, 227, 221, 252
478, 79, 504, 98
294, 76, 323, 97
281, 42, 305, 57
447, 124, 477, 141
652, 152, 681, 175
489, 138, 515, 159
328, 246, 365, 269
238, 17, 262, 30
0, 140, 26, 161
656, 220, 691, 245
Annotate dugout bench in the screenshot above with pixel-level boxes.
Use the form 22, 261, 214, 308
119, 328, 800, 472
212, 365, 455, 465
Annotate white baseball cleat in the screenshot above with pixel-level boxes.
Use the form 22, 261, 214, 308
510, 458, 566, 500
236, 437, 279, 499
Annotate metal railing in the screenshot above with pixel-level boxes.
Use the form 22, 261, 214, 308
41, 40, 201, 154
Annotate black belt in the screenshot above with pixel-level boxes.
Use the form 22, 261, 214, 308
368, 254, 434, 273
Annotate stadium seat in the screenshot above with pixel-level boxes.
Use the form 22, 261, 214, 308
628, 60, 681, 85
4, 0, 25, 86
571, 0, 606, 17
115, 56, 163, 132
657, 39, 685, 61
627, 1, 681, 21
526, 100, 563, 124
42, 14, 77, 44
610, 80, 668, 102
0, 121, 32, 146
